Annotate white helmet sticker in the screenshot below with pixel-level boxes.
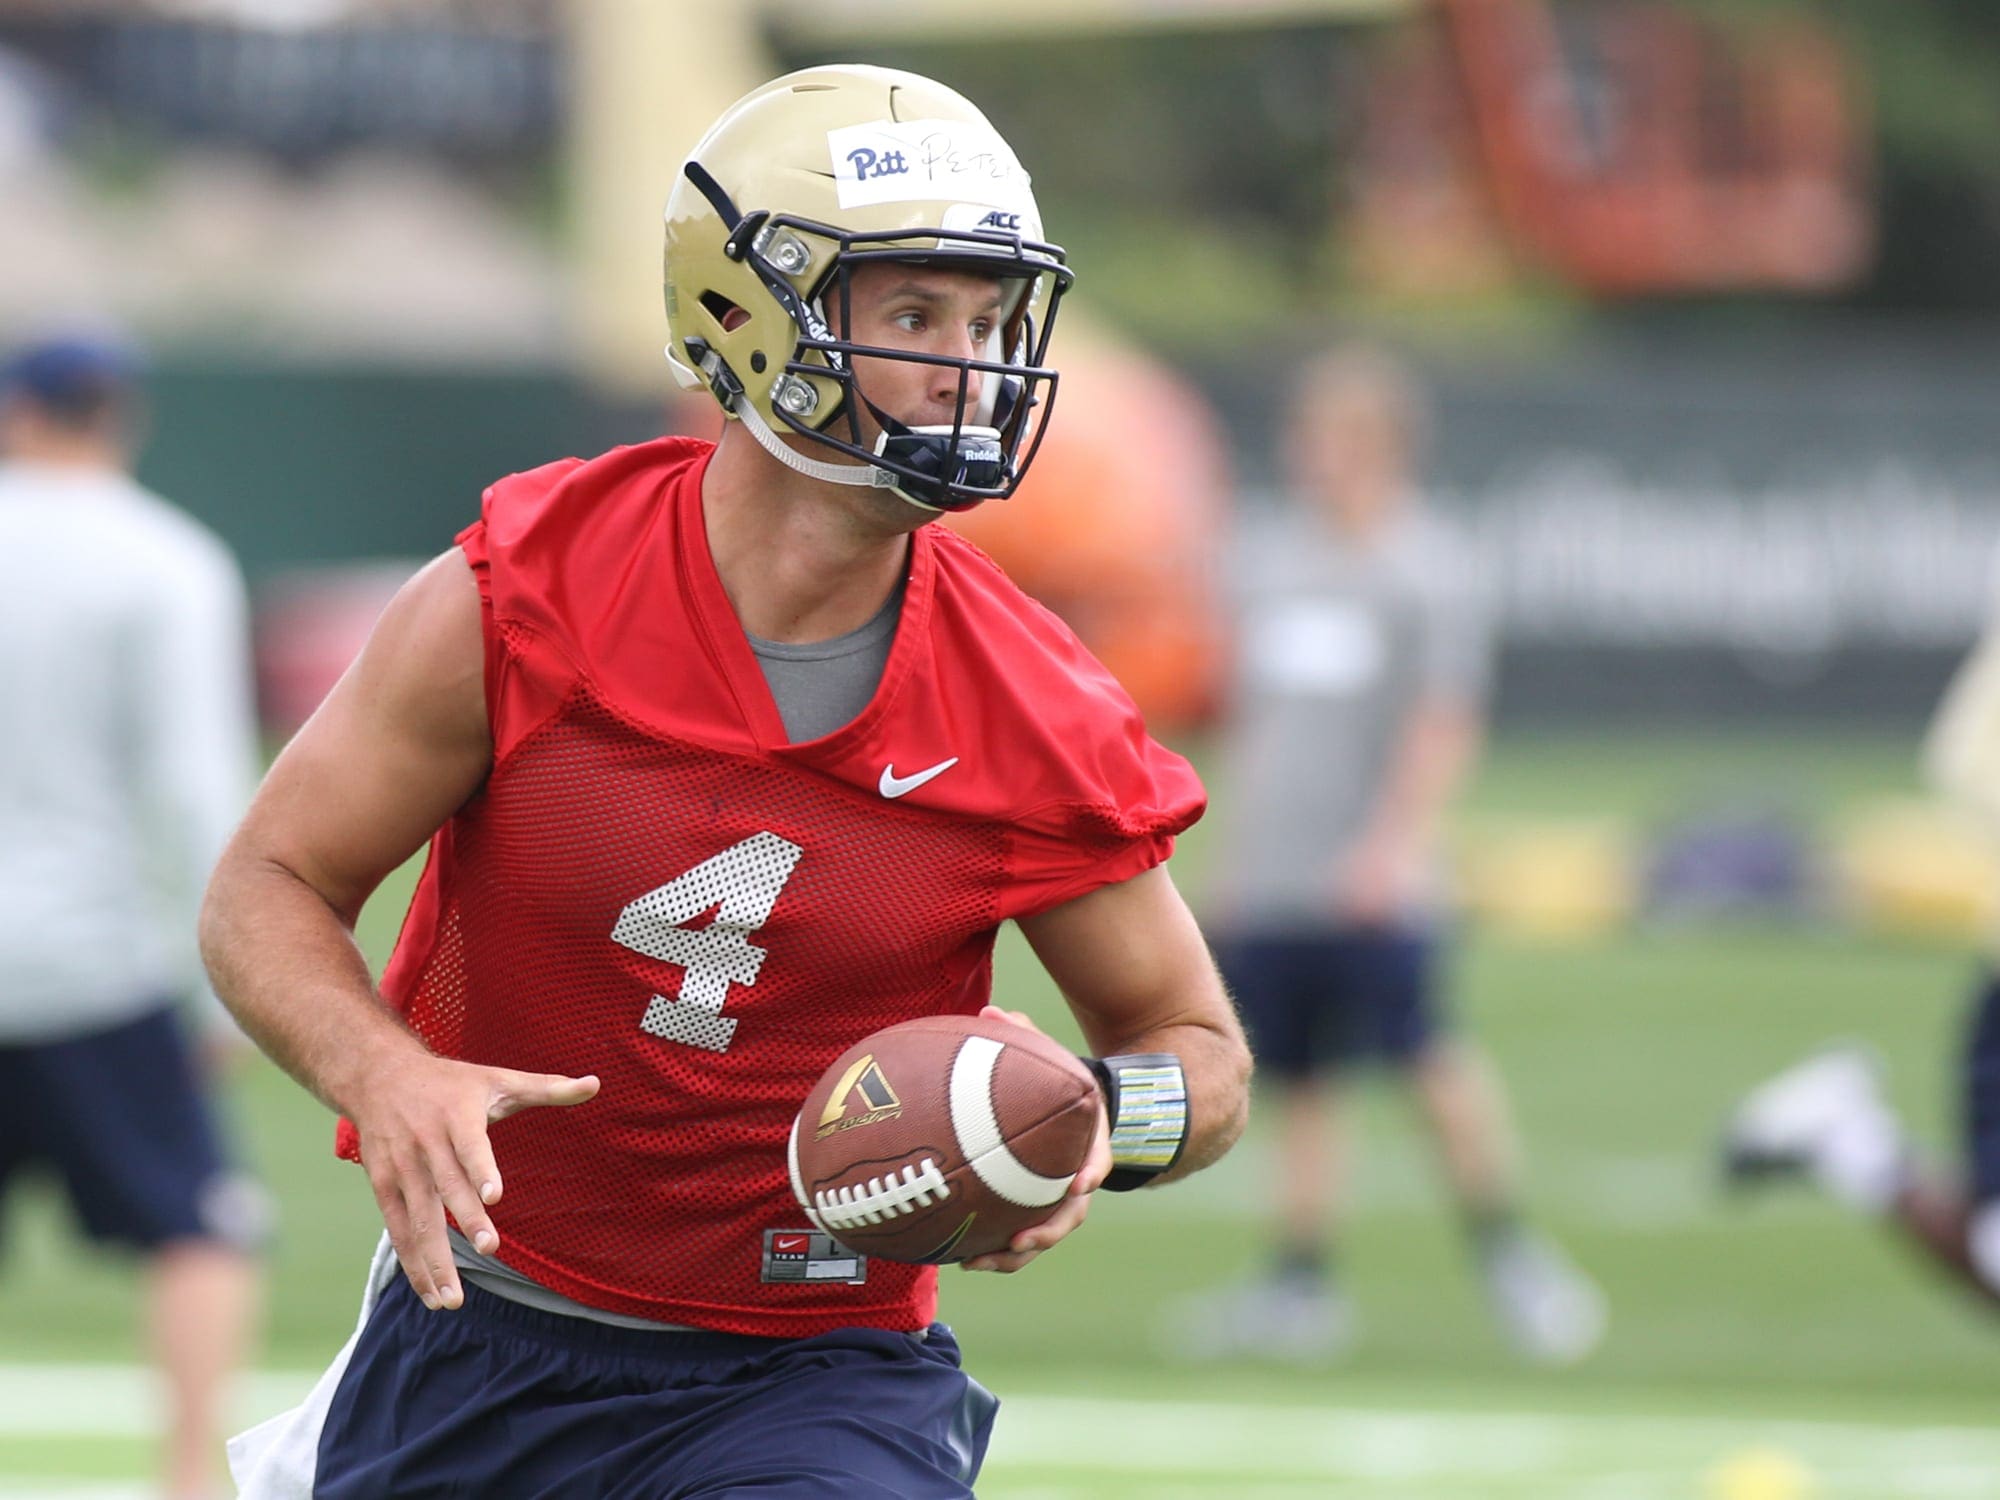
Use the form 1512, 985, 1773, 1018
827, 118, 1036, 214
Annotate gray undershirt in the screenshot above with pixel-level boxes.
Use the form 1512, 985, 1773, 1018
451, 578, 906, 1329
744, 575, 904, 744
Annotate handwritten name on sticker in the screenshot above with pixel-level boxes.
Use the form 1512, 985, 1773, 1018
913, 132, 1011, 188
828, 119, 1035, 213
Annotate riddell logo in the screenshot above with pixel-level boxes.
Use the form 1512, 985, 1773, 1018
816, 1054, 904, 1139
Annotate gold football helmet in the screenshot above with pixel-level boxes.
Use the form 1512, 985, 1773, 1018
663, 65, 1072, 512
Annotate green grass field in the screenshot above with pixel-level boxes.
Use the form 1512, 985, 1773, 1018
4, 730, 1996, 1498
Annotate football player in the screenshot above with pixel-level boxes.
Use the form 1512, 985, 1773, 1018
206, 66, 1250, 1498
1722, 559, 2000, 1305
1171, 348, 1604, 1365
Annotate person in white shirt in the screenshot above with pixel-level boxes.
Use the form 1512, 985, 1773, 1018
0, 336, 264, 1500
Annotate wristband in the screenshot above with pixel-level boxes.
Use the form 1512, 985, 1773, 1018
1085, 1053, 1189, 1192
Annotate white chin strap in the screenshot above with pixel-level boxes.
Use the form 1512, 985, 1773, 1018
733, 392, 948, 515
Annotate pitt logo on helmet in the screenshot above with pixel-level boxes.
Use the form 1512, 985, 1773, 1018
815, 1054, 904, 1139
844, 146, 909, 182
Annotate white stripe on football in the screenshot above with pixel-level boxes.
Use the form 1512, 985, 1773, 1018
949, 1034, 1076, 1208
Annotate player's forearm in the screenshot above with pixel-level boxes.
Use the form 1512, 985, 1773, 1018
199, 849, 427, 1116
1018, 867, 1251, 1184
1085, 1010, 1251, 1185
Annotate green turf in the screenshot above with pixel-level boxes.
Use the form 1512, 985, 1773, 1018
3, 729, 1993, 1497
0, 1437, 150, 1482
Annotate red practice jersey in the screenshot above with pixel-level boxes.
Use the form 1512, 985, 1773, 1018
336, 436, 1204, 1337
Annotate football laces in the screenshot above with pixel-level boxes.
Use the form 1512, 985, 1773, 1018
814, 1158, 951, 1230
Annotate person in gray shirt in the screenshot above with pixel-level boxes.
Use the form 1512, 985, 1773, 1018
1176, 347, 1603, 1365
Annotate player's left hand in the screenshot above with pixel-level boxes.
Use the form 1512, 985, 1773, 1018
958, 1005, 1112, 1274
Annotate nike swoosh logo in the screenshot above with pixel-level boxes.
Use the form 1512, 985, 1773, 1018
878, 757, 960, 799
774, 1235, 808, 1252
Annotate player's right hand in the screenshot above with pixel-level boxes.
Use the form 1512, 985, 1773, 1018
347, 1051, 599, 1312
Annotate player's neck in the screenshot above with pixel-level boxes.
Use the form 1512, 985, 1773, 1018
702, 429, 915, 645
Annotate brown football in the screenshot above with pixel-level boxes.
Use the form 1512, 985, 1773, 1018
787, 1013, 1100, 1264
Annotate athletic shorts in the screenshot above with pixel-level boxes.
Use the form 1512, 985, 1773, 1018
1216, 926, 1443, 1079
0, 1005, 265, 1253
1964, 973, 2000, 1205
314, 1277, 998, 1499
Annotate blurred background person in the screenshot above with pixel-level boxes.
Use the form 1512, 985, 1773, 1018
1722, 547, 2000, 1309
1175, 347, 1604, 1366
0, 335, 265, 1500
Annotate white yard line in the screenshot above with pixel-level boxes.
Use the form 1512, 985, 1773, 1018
3, 1365, 1998, 1498
992, 1395, 2000, 1486
0, 1364, 314, 1438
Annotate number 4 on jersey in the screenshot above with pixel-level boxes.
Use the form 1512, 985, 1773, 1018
611, 832, 803, 1053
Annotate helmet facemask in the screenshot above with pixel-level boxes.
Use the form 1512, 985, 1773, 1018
679, 161, 1073, 513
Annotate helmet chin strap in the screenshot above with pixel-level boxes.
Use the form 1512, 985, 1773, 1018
731, 388, 951, 514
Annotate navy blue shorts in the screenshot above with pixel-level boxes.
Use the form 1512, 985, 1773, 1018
1217, 927, 1443, 1079
316, 1278, 999, 1499
1965, 974, 2000, 1205
0, 1005, 261, 1252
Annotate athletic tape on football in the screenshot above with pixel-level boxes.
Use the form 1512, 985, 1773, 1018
949, 1035, 1076, 1208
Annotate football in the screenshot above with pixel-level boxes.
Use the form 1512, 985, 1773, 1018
787, 1013, 1101, 1264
